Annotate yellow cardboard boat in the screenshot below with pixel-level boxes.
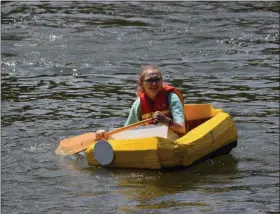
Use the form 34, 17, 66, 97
85, 104, 238, 169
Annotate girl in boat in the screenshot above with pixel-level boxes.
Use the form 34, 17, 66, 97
96, 65, 186, 139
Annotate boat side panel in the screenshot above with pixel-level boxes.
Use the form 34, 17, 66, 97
86, 138, 163, 169
176, 112, 238, 166
157, 138, 183, 168
184, 104, 213, 121
184, 103, 222, 121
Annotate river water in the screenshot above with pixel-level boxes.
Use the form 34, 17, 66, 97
1, 2, 279, 213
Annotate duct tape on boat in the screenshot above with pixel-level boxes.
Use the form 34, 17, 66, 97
94, 140, 114, 166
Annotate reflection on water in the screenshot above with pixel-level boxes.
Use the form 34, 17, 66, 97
70, 154, 239, 212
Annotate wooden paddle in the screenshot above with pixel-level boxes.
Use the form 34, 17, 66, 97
55, 118, 153, 156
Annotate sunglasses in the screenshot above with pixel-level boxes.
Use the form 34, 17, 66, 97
144, 78, 162, 84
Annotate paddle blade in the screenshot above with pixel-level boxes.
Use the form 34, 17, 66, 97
55, 132, 96, 156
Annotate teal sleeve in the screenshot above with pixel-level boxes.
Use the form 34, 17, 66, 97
168, 93, 185, 124
124, 97, 141, 126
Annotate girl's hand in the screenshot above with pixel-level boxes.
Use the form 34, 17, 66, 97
152, 111, 170, 125
96, 129, 107, 140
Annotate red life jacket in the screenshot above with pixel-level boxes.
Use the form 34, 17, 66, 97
139, 84, 184, 120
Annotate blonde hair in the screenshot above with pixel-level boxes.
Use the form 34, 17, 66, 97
137, 65, 162, 95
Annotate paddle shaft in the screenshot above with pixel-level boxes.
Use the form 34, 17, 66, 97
104, 118, 153, 138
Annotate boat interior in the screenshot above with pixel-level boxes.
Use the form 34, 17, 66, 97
184, 104, 221, 132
